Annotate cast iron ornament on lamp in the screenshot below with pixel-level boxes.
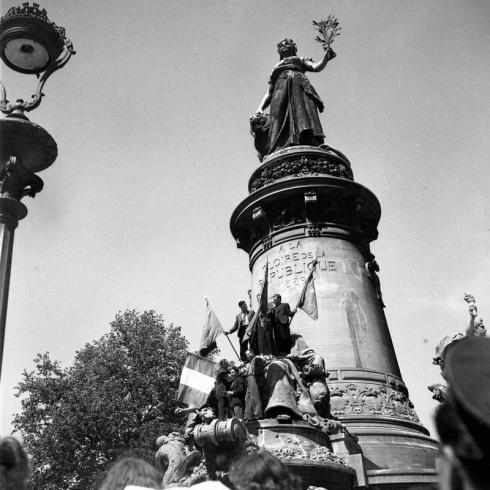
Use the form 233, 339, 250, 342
0, 2, 75, 115
0, 2, 74, 381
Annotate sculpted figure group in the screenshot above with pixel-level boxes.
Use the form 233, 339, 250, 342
220, 296, 341, 430
158, 297, 342, 486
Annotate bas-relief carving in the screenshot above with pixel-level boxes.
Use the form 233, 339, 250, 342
342, 292, 369, 369
268, 435, 346, 465
329, 383, 420, 423
250, 155, 353, 191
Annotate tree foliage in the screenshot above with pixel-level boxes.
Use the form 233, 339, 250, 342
13, 310, 188, 490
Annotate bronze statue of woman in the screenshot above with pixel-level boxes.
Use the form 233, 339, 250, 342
255, 38, 336, 156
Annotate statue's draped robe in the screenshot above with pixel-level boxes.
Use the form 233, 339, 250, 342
268, 56, 325, 154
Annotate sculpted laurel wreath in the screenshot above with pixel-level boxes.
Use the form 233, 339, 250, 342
313, 15, 342, 51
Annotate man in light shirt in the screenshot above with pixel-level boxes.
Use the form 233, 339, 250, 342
225, 301, 255, 361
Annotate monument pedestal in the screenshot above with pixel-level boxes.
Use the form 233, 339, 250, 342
247, 419, 359, 489
231, 146, 439, 488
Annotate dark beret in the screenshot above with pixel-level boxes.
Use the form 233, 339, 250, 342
445, 336, 490, 429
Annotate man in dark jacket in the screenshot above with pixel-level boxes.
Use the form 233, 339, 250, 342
228, 365, 247, 419
271, 294, 296, 355
225, 301, 255, 361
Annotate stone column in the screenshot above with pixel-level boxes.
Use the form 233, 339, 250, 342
230, 145, 439, 489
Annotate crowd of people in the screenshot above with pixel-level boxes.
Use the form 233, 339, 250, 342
0, 436, 29, 490
0, 436, 307, 490
177, 352, 266, 452
187, 295, 301, 430
3, 295, 490, 490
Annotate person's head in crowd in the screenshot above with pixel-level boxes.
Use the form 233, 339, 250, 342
237, 363, 247, 377
435, 336, 490, 490
245, 349, 255, 362
200, 406, 216, 423
238, 301, 249, 314
228, 451, 301, 490
0, 436, 29, 490
98, 456, 160, 490
271, 294, 282, 307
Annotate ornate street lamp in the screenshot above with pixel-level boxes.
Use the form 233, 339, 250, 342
0, 2, 75, 380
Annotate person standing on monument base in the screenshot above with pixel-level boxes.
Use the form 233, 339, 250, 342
244, 349, 266, 421
228, 365, 247, 419
215, 359, 231, 420
225, 301, 255, 361
271, 294, 296, 355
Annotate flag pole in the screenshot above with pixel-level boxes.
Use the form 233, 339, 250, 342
224, 334, 241, 361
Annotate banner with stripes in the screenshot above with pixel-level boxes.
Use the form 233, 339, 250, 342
177, 352, 218, 407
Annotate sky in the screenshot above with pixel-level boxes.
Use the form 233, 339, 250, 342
0, 0, 489, 439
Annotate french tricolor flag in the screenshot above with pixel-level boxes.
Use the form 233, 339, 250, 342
177, 353, 218, 407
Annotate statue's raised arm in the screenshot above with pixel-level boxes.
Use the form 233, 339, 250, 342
251, 17, 341, 160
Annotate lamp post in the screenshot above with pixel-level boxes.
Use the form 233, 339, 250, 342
0, 2, 74, 380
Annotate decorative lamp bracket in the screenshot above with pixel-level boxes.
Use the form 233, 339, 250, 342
0, 2, 76, 116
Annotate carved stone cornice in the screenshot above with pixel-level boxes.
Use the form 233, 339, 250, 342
231, 176, 380, 261
249, 145, 353, 193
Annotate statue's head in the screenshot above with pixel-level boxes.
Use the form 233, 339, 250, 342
277, 38, 297, 59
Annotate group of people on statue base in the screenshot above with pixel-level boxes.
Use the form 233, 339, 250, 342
177, 297, 341, 457
176, 354, 263, 446
224, 294, 296, 362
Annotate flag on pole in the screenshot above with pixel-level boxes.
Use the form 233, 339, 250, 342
177, 352, 218, 407
297, 259, 319, 320
199, 296, 224, 356
243, 261, 269, 343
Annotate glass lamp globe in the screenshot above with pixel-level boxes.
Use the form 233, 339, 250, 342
3, 37, 50, 72
0, 4, 65, 74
